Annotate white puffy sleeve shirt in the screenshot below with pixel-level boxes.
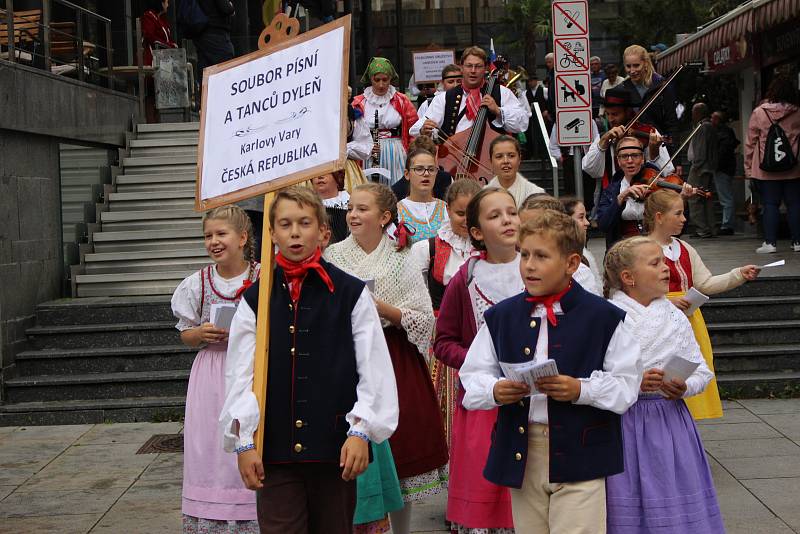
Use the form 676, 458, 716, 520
219, 288, 399, 452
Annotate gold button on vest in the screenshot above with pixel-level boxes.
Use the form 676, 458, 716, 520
518, 426, 525, 434
289, 325, 295, 334
290, 347, 296, 356
295, 420, 303, 429
530, 320, 537, 328
524, 347, 531, 355
294, 443, 303, 453
515, 452, 522, 461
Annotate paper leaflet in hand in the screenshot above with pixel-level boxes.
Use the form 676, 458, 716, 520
210, 303, 237, 330
757, 259, 785, 269
660, 354, 700, 387
499, 359, 559, 396
683, 287, 709, 316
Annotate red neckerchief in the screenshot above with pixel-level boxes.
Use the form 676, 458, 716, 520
274, 248, 334, 302
465, 81, 485, 121
234, 279, 253, 300
525, 282, 572, 327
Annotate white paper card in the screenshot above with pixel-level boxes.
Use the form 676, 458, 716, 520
683, 287, 709, 316
500, 359, 559, 396
661, 354, 700, 384
211, 303, 238, 330
758, 259, 785, 269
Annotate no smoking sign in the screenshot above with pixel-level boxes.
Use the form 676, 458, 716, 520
552, 1, 588, 37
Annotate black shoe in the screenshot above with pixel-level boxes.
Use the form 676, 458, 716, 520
717, 227, 735, 235
692, 232, 713, 238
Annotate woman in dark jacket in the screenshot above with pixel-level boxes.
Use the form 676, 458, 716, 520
621, 44, 679, 143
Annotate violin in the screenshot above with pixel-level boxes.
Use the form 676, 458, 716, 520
627, 121, 673, 146
633, 167, 712, 199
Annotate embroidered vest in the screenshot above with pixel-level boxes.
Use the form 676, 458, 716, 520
441, 83, 505, 138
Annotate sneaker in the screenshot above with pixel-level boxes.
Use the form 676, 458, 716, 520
793, 242, 800, 252
756, 242, 777, 254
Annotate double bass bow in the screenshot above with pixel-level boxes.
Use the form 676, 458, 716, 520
436, 71, 501, 185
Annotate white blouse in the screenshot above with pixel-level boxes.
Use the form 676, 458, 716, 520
171, 265, 252, 331
574, 262, 602, 296
220, 289, 399, 452
362, 86, 402, 129
609, 291, 713, 398
410, 220, 473, 285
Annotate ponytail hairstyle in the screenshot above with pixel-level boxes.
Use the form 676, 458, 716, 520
352, 183, 413, 250
643, 189, 681, 233
466, 186, 515, 251
603, 236, 658, 298
202, 205, 256, 263
559, 196, 583, 217
444, 178, 481, 206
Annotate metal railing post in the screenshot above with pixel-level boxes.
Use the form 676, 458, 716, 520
6, 0, 15, 63
42, 0, 51, 71
105, 20, 113, 88
135, 16, 144, 121
533, 103, 560, 198
75, 10, 84, 81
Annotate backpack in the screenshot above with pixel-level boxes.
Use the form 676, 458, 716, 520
176, 0, 208, 39
760, 108, 799, 172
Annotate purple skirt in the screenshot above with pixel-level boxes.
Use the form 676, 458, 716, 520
606, 396, 725, 534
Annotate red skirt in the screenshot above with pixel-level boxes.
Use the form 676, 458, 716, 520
384, 327, 449, 479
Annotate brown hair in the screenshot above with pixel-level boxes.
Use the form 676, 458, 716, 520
559, 196, 584, 217
603, 236, 658, 297
489, 134, 522, 157
268, 186, 328, 229
404, 147, 436, 171
444, 178, 482, 205
352, 183, 410, 250
203, 205, 256, 262
461, 46, 487, 65
441, 63, 462, 78
520, 194, 565, 214
518, 210, 583, 258
643, 189, 681, 233
765, 74, 800, 106
466, 187, 515, 251
623, 44, 655, 88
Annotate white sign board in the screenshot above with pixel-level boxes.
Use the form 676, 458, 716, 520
553, 1, 591, 145
552, 0, 588, 37
196, 17, 350, 210
413, 50, 456, 84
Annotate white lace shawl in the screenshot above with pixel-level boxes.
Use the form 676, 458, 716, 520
609, 291, 703, 371
324, 235, 435, 357
362, 86, 401, 129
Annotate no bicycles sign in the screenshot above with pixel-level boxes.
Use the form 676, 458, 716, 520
552, 0, 592, 145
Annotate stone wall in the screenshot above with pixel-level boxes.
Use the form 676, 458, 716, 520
0, 130, 62, 383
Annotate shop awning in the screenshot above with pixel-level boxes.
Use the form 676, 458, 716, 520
656, 0, 799, 72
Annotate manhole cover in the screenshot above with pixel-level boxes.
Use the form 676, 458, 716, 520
137, 434, 183, 454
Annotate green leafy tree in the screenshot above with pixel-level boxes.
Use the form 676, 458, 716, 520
497, 0, 551, 70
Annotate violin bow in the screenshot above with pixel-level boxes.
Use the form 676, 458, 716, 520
645, 120, 704, 188
622, 64, 685, 137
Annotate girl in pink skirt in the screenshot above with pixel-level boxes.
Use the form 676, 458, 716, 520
171, 205, 260, 533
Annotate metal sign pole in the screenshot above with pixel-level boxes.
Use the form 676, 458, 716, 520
573, 149, 583, 199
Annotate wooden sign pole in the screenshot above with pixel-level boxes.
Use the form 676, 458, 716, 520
252, 14, 300, 457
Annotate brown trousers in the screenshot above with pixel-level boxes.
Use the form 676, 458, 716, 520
256, 463, 356, 534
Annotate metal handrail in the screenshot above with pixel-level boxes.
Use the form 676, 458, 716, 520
532, 102, 560, 198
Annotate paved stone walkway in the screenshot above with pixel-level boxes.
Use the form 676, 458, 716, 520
1, 399, 800, 532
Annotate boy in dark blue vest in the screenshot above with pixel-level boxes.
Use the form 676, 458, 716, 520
221, 187, 399, 534
460, 210, 641, 534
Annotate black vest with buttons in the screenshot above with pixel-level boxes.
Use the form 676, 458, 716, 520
242, 259, 365, 464
440, 83, 505, 138
482, 282, 627, 488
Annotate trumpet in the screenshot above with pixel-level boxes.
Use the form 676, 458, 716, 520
504, 66, 528, 96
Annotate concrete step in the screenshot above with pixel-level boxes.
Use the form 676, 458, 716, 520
74, 271, 193, 297
137, 122, 199, 133
714, 344, 800, 373
107, 190, 196, 211
129, 146, 198, 158
129, 137, 198, 148
707, 320, 800, 346
83, 248, 207, 271
115, 181, 196, 193
123, 163, 197, 176
26, 321, 179, 349
90, 228, 202, 253
702, 295, 800, 322
3, 370, 189, 403
35, 296, 173, 326
101, 209, 201, 223
14, 345, 195, 376
720, 276, 800, 298
101, 217, 202, 232
122, 155, 197, 166
717, 371, 800, 398
0, 396, 185, 426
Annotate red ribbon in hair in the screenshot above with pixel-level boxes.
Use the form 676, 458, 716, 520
393, 222, 416, 249
525, 282, 572, 327
275, 248, 335, 302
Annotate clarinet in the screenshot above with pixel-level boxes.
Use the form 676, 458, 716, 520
370, 110, 380, 182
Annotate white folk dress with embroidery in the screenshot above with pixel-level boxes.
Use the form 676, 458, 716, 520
469, 255, 524, 330
363, 86, 406, 186
410, 220, 473, 285
609, 291, 713, 398
321, 190, 350, 208
171, 263, 260, 530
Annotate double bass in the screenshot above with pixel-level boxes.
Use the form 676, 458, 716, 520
436, 71, 501, 185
